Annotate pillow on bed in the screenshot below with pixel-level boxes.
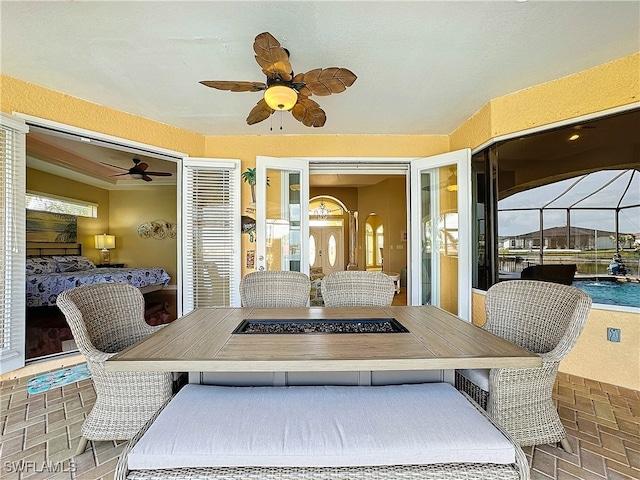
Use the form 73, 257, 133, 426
53, 256, 97, 272
26, 257, 59, 274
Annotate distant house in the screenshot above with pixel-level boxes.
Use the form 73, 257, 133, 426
499, 226, 630, 251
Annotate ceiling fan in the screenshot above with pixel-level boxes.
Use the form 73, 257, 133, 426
102, 158, 173, 182
200, 32, 357, 128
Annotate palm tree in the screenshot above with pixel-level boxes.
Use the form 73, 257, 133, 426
242, 168, 257, 204
241, 167, 269, 205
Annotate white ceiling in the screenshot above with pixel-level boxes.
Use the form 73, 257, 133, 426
2, 1, 639, 138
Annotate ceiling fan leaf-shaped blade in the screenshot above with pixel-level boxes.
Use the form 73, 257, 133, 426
246, 98, 275, 125
135, 162, 149, 172
253, 32, 293, 81
302, 67, 357, 96
142, 175, 153, 182
200, 80, 266, 92
320, 67, 357, 87
145, 171, 173, 177
292, 98, 326, 127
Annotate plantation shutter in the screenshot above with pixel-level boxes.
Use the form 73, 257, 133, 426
1, 113, 28, 374
182, 158, 241, 312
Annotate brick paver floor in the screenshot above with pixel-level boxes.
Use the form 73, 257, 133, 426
1, 368, 638, 479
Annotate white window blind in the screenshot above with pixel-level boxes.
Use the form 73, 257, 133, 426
182, 159, 241, 312
26, 191, 98, 218
1, 114, 28, 374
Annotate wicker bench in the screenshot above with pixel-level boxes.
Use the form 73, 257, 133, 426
115, 383, 530, 480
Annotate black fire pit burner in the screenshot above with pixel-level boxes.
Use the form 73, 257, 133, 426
233, 318, 409, 334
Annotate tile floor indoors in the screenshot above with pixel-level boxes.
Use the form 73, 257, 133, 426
1, 365, 638, 480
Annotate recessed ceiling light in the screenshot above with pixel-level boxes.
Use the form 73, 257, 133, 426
569, 134, 580, 141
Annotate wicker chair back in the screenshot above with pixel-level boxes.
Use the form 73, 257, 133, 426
322, 271, 395, 307
239, 271, 311, 307
485, 279, 591, 355
57, 283, 173, 454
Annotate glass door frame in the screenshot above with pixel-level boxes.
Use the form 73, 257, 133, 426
255, 156, 309, 274
255, 154, 471, 320
410, 149, 472, 320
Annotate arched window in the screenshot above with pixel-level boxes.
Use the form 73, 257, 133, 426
366, 223, 373, 267
376, 225, 384, 266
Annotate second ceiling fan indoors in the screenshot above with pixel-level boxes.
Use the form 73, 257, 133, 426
200, 32, 357, 128
102, 158, 173, 182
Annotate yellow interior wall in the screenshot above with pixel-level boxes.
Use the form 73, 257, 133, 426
26, 168, 110, 265
358, 177, 407, 274
109, 188, 177, 284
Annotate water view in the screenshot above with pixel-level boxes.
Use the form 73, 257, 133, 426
573, 280, 640, 308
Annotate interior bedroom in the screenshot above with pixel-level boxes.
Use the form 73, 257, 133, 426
25, 131, 178, 361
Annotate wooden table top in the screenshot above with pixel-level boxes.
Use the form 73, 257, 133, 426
106, 306, 541, 373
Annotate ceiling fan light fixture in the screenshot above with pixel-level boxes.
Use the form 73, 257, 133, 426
130, 173, 144, 179
264, 85, 298, 111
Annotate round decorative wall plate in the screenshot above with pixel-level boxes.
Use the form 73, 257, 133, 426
138, 222, 152, 238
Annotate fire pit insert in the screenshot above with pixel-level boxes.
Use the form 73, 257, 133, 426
233, 318, 409, 334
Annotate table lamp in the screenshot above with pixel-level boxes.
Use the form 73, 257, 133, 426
95, 234, 116, 264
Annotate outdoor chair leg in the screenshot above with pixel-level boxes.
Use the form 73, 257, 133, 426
560, 438, 573, 454
75, 437, 89, 455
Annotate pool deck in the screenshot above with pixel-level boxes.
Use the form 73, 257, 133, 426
574, 274, 639, 283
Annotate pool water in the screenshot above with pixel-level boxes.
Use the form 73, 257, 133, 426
573, 280, 640, 308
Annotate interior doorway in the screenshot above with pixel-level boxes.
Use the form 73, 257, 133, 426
309, 196, 348, 275
309, 225, 344, 275
308, 165, 409, 306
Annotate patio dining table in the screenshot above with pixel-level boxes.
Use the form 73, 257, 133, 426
106, 305, 540, 386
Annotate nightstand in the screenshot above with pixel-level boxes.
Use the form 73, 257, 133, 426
98, 263, 125, 268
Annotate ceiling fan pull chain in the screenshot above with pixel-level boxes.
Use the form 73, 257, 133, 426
279, 111, 283, 130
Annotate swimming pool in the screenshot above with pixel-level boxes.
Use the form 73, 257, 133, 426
573, 280, 640, 308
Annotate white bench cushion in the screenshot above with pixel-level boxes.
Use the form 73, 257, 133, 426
128, 382, 515, 469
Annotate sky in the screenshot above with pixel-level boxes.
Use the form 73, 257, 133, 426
498, 170, 640, 237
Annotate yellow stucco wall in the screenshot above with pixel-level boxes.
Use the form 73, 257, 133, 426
1, 75, 206, 157
451, 53, 640, 149
488, 53, 640, 139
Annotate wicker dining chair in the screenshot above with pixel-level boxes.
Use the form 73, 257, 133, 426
322, 271, 395, 306
56, 283, 174, 455
455, 280, 591, 453
239, 270, 311, 307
